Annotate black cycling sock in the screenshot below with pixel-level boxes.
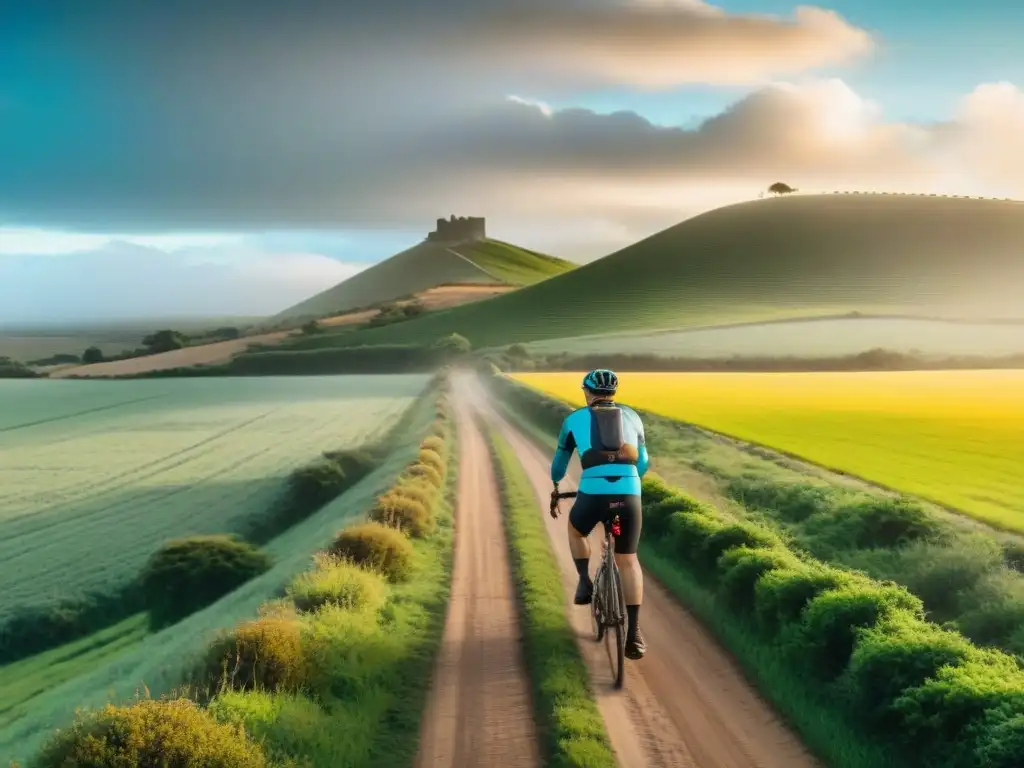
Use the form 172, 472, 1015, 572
573, 557, 591, 583
626, 604, 640, 639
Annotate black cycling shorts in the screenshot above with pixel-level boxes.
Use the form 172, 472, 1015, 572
568, 492, 642, 555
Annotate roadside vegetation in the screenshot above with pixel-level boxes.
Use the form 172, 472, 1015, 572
484, 423, 616, 768
489, 372, 1024, 766
494, 371, 1024, 659
16, 379, 456, 768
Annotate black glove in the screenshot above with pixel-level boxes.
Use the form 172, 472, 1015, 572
550, 487, 561, 519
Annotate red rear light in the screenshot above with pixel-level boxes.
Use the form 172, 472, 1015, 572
611, 519, 622, 537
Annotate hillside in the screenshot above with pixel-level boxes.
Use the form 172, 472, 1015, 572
273, 239, 575, 322
317, 194, 1024, 348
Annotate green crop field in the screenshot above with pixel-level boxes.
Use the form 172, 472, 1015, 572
320, 194, 1024, 349
515, 370, 1024, 532
273, 238, 572, 321
518, 317, 1024, 360
0, 375, 427, 642
0, 380, 437, 765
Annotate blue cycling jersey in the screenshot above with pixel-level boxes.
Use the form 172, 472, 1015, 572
550, 400, 649, 496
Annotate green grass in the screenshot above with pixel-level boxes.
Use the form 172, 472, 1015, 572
273, 239, 572, 321
485, 425, 616, 767
0, 375, 426, 654
452, 240, 576, 286
0, 387, 441, 766
319, 194, 1024, 348
0, 615, 150, 733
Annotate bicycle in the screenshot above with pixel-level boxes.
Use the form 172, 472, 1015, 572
551, 490, 627, 689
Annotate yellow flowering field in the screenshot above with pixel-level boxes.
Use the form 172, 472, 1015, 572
511, 370, 1024, 531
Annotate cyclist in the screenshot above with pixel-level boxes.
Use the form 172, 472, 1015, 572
550, 369, 648, 660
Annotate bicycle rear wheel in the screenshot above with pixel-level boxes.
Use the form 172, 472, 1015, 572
591, 568, 605, 642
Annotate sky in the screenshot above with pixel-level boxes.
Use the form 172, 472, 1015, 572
1, 0, 1023, 324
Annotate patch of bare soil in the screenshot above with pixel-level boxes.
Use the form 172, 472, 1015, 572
48, 331, 295, 378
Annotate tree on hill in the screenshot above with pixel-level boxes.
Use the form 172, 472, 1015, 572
768, 182, 797, 196
142, 329, 188, 353
82, 346, 104, 364
432, 333, 471, 360
301, 320, 323, 335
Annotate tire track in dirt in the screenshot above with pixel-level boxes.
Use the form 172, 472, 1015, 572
414, 387, 540, 768
464, 374, 819, 768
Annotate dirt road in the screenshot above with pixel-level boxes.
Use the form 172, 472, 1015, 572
414, 392, 540, 768
464, 375, 819, 768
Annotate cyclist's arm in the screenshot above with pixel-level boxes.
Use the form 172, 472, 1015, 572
635, 413, 649, 477
551, 418, 575, 483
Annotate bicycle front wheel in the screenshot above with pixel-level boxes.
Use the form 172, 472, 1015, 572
610, 564, 626, 689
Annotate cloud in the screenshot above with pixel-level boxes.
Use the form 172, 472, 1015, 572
0, 243, 363, 324
0, 0, 872, 231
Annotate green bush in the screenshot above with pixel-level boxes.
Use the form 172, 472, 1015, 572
417, 447, 446, 475
785, 582, 923, 680
392, 479, 437, 509
330, 522, 415, 581
717, 545, 797, 611
369, 493, 434, 537
753, 563, 853, 635
205, 616, 307, 694
286, 554, 387, 614
975, 708, 1024, 768
404, 462, 443, 488
208, 690, 335, 766
645, 493, 715, 539
420, 435, 445, 454
640, 473, 675, 505
141, 535, 271, 628
700, 522, 780, 576
34, 698, 267, 768
321, 448, 378, 480
805, 496, 940, 550
841, 613, 979, 730
727, 476, 836, 523
892, 654, 1024, 761
665, 509, 724, 567
287, 459, 348, 510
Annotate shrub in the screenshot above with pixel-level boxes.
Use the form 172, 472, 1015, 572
892, 653, 1024, 759
417, 447, 446, 474
369, 493, 433, 537
641, 473, 675, 505
700, 522, 780, 576
286, 554, 387, 614
975, 709, 1024, 768
727, 477, 835, 522
392, 479, 437, 509
842, 613, 979, 730
287, 459, 348, 510
321, 448, 378, 480
330, 522, 414, 581
420, 435, 445, 454
717, 545, 796, 611
208, 690, 334, 766
205, 616, 306, 693
404, 461, 443, 488
784, 582, 924, 680
645, 493, 715, 539
34, 698, 267, 768
754, 563, 852, 635
806, 496, 939, 550
141, 535, 272, 628
666, 509, 724, 567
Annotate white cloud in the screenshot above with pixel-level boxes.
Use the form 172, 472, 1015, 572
0, 243, 362, 323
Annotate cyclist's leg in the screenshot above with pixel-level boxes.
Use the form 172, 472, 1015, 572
567, 493, 602, 604
611, 495, 646, 658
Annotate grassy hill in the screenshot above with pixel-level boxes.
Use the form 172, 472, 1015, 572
273, 239, 575, 322
314, 194, 1024, 348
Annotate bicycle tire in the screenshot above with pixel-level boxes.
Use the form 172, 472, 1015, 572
591, 568, 605, 642
609, 560, 626, 688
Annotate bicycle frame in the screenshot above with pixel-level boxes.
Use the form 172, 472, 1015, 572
552, 490, 627, 688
